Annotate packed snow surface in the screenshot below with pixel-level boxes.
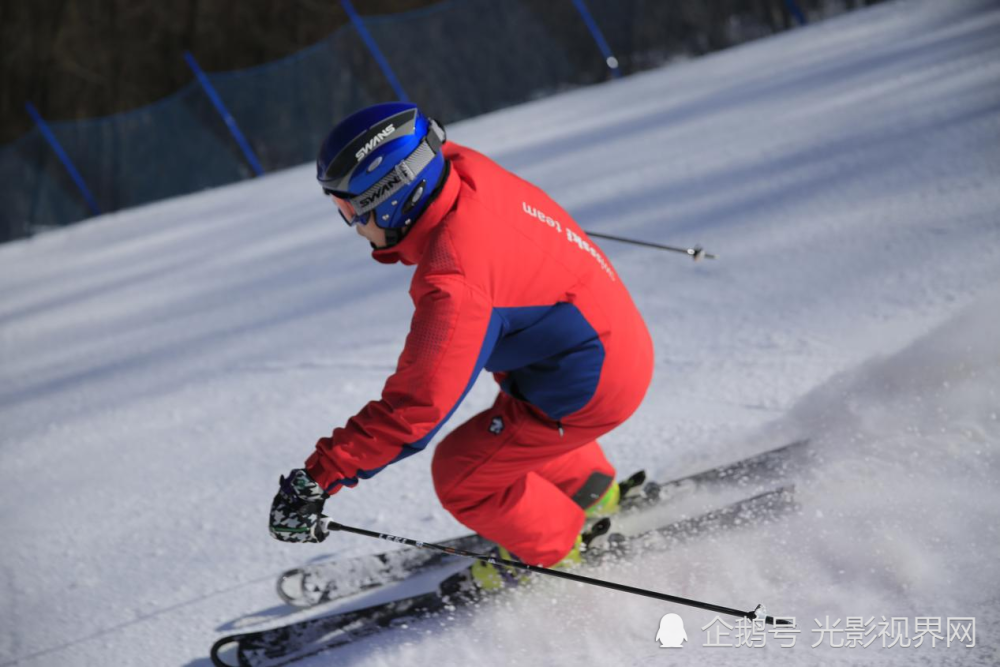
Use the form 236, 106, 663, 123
2, 1, 999, 665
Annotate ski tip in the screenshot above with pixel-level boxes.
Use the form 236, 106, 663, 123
210, 635, 241, 667
276, 568, 319, 608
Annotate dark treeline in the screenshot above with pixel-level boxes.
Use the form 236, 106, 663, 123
1, 0, 878, 145
0, 0, 433, 143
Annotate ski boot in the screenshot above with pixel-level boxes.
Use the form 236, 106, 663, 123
584, 480, 620, 519
470, 535, 586, 592
469, 512, 618, 593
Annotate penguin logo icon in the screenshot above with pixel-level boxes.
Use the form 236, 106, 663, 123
655, 613, 687, 648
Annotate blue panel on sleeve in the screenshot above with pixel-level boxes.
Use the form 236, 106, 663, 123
488, 303, 604, 420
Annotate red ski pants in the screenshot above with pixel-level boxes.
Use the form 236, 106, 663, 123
432, 369, 650, 566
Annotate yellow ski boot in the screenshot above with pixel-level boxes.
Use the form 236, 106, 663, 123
469, 544, 530, 592
471, 528, 595, 591
584, 481, 621, 519
470, 480, 622, 591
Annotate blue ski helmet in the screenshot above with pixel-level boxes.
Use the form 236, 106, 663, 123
316, 102, 447, 234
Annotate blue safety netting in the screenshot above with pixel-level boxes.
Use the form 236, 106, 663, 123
0, 130, 89, 240
206, 23, 386, 174
0, 0, 845, 244
363, 0, 605, 122
0, 83, 251, 242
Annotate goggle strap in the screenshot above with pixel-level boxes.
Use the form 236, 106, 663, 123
348, 139, 438, 217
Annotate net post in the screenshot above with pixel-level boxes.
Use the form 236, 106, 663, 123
183, 51, 265, 177
341, 0, 411, 102
25, 102, 102, 217
571, 0, 623, 79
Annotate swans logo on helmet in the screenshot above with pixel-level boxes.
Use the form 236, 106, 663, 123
355, 124, 397, 162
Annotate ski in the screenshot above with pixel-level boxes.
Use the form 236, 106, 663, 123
277, 438, 810, 607
213, 485, 797, 667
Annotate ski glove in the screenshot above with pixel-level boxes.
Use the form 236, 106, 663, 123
269, 468, 329, 543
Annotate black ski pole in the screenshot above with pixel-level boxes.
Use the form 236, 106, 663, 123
317, 519, 791, 627
584, 230, 716, 261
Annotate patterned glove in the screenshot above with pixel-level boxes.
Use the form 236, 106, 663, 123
269, 469, 329, 543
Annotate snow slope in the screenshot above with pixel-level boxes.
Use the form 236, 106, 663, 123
1, 0, 999, 664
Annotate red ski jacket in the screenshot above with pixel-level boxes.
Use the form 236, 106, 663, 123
305, 143, 653, 494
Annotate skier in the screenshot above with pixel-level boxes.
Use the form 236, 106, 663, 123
269, 102, 654, 588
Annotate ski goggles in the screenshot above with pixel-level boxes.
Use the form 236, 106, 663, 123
325, 191, 370, 227
322, 136, 440, 228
